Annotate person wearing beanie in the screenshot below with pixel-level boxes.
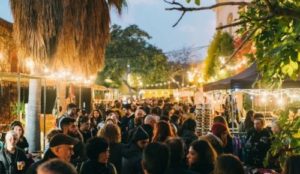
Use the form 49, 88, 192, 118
203, 123, 228, 155
26, 134, 77, 174
80, 137, 117, 174
122, 126, 149, 174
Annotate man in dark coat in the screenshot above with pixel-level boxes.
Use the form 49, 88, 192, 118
122, 126, 149, 174
26, 134, 77, 174
0, 131, 29, 174
245, 116, 271, 168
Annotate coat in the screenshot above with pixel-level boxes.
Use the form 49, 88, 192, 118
80, 160, 117, 174
0, 147, 28, 174
121, 143, 143, 174
25, 148, 58, 174
109, 143, 124, 174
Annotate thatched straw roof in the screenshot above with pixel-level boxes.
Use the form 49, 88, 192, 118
0, 17, 17, 72
9, 0, 126, 77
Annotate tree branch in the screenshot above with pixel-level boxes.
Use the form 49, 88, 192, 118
216, 15, 274, 30
220, 28, 257, 69
165, 1, 250, 12
172, 11, 186, 27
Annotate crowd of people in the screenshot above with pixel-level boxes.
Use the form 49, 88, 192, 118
0, 98, 299, 174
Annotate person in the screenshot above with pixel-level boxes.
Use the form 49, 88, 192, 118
213, 116, 233, 154
152, 121, 175, 143
122, 126, 149, 174
90, 110, 103, 136
77, 116, 93, 143
142, 115, 159, 141
239, 110, 254, 133
56, 103, 77, 128
10, 121, 29, 153
26, 133, 77, 174
0, 131, 29, 174
179, 118, 198, 150
120, 104, 135, 143
97, 123, 123, 174
37, 159, 77, 174
165, 138, 197, 174
142, 142, 169, 174
205, 123, 228, 155
60, 117, 86, 170
245, 115, 271, 167
80, 137, 117, 174
213, 154, 244, 174
45, 129, 63, 150
186, 139, 217, 174
282, 155, 300, 174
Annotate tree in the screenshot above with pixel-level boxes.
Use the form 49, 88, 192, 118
165, 0, 300, 87
97, 25, 170, 91
9, 0, 126, 152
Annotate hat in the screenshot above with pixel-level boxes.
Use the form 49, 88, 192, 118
132, 126, 149, 142
49, 134, 78, 148
211, 123, 227, 137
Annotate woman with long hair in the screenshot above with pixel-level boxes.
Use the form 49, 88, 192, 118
152, 121, 175, 143
213, 116, 233, 154
187, 139, 217, 174
10, 121, 29, 153
90, 110, 103, 136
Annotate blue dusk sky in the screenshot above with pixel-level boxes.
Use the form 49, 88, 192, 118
0, 0, 216, 61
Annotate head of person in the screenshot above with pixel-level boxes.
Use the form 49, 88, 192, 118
5, 130, 18, 150
124, 104, 133, 115
91, 109, 101, 119
77, 116, 90, 132
106, 111, 119, 124
37, 159, 77, 174
181, 118, 197, 133
165, 138, 185, 167
214, 154, 244, 174
132, 126, 149, 149
60, 117, 77, 136
245, 110, 254, 123
86, 137, 109, 164
187, 139, 217, 169
135, 109, 146, 118
142, 142, 169, 174
10, 121, 24, 139
271, 120, 281, 134
97, 123, 121, 144
213, 116, 231, 136
144, 115, 158, 128
211, 123, 228, 145
152, 121, 175, 143
253, 114, 265, 131
66, 103, 77, 117
49, 134, 77, 162
46, 129, 63, 146
282, 155, 300, 174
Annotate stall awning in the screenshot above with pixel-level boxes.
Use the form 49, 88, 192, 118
203, 63, 300, 91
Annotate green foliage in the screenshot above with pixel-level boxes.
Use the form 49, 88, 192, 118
264, 109, 300, 169
186, 0, 201, 5
239, 0, 300, 88
97, 24, 170, 88
203, 31, 234, 80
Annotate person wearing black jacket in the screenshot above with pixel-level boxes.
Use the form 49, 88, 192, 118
0, 131, 28, 174
245, 116, 271, 168
122, 126, 149, 174
10, 121, 29, 153
80, 137, 117, 174
26, 134, 77, 174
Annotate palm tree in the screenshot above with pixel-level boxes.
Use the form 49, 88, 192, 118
9, 0, 126, 152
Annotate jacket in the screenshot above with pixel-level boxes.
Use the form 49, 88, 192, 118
121, 143, 143, 174
0, 147, 28, 174
80, 160, 117, 174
